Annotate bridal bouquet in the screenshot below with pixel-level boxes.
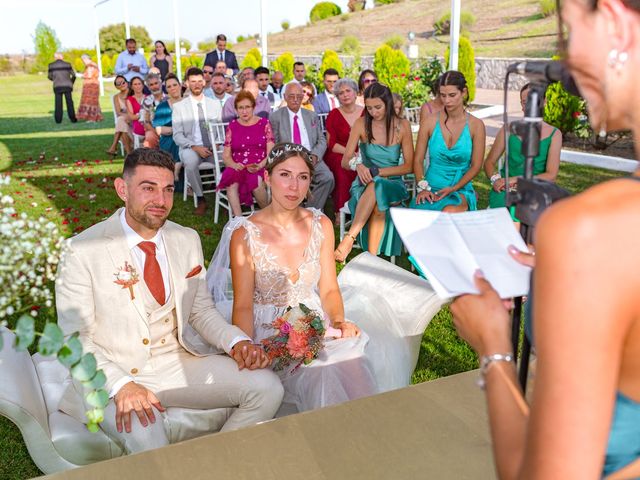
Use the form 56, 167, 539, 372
261, 304, 325, 373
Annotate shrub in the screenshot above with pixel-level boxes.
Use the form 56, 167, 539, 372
165, 39, 192, 54
373, 44, 411, 94
402, 69, 432, 108
237, 35, 246, 43
305, 64, 323, 93
100, 55, 113, 75
384, 34, 405, 50
241, 48, 262, 70
281, 19, 290, 30
375, 0, 402, 4
543, 81, 583, 135
339, 35, 361, 55
539, 0, 557, 17
73, 58, 85, 73
419, 56, 445, 94
320, 49, 344, 77
33, 22, 60, 73
0, 55, 12, 75
197, 38, 217, 52
444, 36, 476, 102
271, 52, 295, 83
309, 2, 342, 23
434, 11, 476, 35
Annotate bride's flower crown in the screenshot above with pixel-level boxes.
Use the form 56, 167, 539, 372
267, 143, 313, 165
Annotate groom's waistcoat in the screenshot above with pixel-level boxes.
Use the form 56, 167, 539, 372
139, 273, 182, 359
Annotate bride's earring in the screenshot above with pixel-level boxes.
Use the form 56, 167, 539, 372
608, 48, 628, 72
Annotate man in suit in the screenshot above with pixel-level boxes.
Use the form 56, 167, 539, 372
255, 66, 275, 106
172, 67, 222, 216
47, 53, 77, 124
56, 148, 283, 453
204, 34, 239, 75
269, 82, 333, 211
312, 68, 340, 115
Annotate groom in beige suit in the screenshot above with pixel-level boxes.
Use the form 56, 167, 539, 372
55, 148, 283, 453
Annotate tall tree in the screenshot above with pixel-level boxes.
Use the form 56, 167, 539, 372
98, 23, 152, 56
33, 21, 61, 72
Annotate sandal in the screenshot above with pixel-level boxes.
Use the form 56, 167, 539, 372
105, 149, 118, 158
334, 233, 357, 263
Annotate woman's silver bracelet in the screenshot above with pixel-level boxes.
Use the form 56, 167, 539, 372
477, 353, 514, 390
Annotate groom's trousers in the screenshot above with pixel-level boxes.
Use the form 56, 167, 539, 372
100, 349, 284, 454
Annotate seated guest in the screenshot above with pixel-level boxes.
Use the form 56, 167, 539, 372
172, 67, 223, 216
269, 70, 285, 103
149, 40, 172, 82
141, 73, 167, 149
392, 93, 404, 118
214, 60, 228, 75
238, 67, 255, 85
255, 66, 275, 105
209, 72, 232, 110
421, 79, 444, 116
202, 66, 216, 99
269, 82, 332, 211
222, 79, 270, 122
451, 6, 640, 480
107, 75, 133, 157
152, 73, 183, 180
312, 68, 340, 114
115, 38, 149, 82
410, 71, 485, 213
300, 81, 316, 111
356, 69, 378, 106
485, 83, 561, 217
204, 34, 239, 75
324, 78, 363, 214
218, 90, 274, 216
55, 147, 283, 454
126, 76, 147, 139
334, 83, 413, 263
225, 76, 236, 94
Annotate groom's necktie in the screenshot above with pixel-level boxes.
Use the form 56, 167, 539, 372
138, 241, 165, 305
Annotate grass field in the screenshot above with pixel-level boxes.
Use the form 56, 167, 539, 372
0, 74, 624, 478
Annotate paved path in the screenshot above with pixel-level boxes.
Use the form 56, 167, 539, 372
474, 88, 523, 145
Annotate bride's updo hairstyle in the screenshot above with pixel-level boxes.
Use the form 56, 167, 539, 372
265, 142, 315, 177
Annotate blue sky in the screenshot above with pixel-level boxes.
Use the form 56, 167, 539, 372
3, 0, 356, 54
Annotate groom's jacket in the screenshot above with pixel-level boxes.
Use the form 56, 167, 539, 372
55, 209, 246, 418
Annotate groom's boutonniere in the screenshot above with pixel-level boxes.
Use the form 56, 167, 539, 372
114, 261, 139, 300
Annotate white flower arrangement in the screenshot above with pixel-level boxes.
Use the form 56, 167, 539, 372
0, 175, 65, 320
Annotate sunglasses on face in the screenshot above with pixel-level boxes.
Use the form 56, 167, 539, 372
115, 81, 126, 86
303, 90, 312, 96
363, 78, 376, 84
203, 70, 214, 75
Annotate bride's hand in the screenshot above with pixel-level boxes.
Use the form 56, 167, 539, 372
230, 341, 270, 369
334, 321, 360, 338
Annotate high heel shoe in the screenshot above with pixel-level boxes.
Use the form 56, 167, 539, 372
105, 149, 118, 158
334, 233, 357, 263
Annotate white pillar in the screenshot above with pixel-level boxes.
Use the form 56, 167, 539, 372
260, 0, 268, 67
173, 0, 181, 80
93, 5, 104, 96
449, 0, 461, 71
123, 0, 131, 39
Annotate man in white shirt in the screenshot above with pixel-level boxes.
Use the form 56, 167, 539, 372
202, 65, 215, 99
208, 72, 232, 110
269, 83, 333, 211
255, 66, 275, 106
312, 68, 340, 114
269, 70, 285, 103
115, 38, 149, 82
286, 61, 316, 95
203, 34, 239, 75
172, 67, 223, 215
55, 148, 283, 454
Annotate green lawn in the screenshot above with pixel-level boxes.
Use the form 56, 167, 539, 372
0, 74, 625, 478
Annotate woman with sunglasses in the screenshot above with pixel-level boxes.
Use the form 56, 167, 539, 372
356, 69, 378, 106
106, 75, 132, 156
300, 81, 316, 111
450, 1, 640, 478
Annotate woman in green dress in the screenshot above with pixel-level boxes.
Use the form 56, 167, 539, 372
334, 83, 414, 262
484, 83, 561, 215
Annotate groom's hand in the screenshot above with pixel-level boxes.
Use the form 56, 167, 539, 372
230, 341, 270, 370
114, 381, 165, 433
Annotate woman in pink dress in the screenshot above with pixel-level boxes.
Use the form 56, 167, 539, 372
218, 90, 275, 216
76, 54, 103, 122
126, 77, 146, 137
324, 78, 363, 214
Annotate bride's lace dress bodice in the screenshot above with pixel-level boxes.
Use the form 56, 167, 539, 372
241, 208, 323, 309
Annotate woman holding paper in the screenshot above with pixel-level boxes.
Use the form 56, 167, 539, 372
450, 1, 640, 478
484, 83, 562, 217
410, 71, 485, 213
334, 83, 414, 262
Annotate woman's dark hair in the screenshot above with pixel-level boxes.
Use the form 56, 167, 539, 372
113, 75, 127, 88
234, 89, 256, 109
358, 69, 378, 94
154, 40, 169, 56
363, 82, 397, 146
128, 76, 144, 97
300, 81, 315, 103
265, 142, 315, 177
520, 82, 531, 97
164, 72, 180, 84
438, 70, 468, 131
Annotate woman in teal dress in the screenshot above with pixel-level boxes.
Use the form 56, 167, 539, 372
485, 83, 561, 217
334, 83, 414, 262
448, 1, 640, 476
410, 71, 485, 213
151, 73, 183, 178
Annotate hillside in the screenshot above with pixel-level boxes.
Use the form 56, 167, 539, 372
234, 0, 558, 58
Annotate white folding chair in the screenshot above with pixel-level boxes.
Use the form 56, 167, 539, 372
317, 112, 329, 134
182, 123, 224, 208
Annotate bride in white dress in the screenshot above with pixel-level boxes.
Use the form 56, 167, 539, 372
207, 143, 443, 413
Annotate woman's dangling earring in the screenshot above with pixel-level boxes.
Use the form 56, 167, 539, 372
608, 49, 629, 71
